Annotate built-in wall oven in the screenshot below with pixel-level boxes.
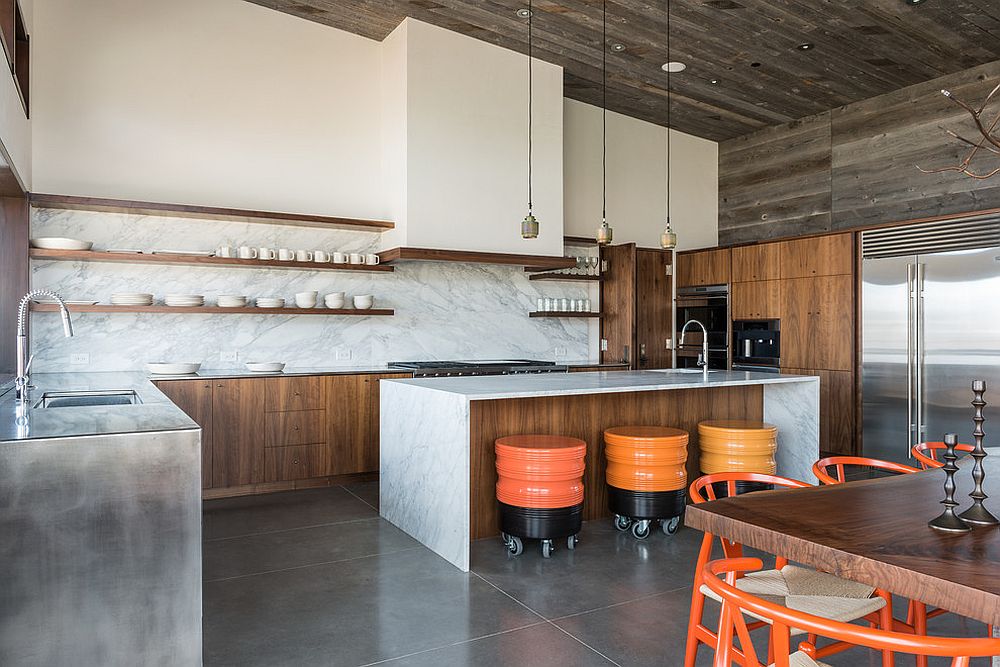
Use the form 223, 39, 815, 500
732, 319, 780, 373
675, 285, 730, 370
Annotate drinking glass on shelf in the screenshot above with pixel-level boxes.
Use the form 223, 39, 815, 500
584, 298, 592, 312
590, 257, 600, 276
536, 297, 544, 312
543, 297, 553, 312
560, 298, 570, 311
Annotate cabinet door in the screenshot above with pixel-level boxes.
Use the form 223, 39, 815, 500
731, 280, 780, 320
780, 233, 853, 279
212, 378, 266, 487
635, 249, 673, 369
676, 248, 731, 287
782, 368, 856, 455
599, 243, 637, 366
156, 380, 214, 489
326, 375, 369, 474
780, 275, 854, 371
732, 244, 780, 282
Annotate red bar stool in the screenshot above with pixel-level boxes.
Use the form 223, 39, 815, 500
698, 420, 778, 495
495, 435, 586, 558
604, 426, 688, 539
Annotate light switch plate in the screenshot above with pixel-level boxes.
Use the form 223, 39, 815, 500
553, 347, 566, 358
220, 350, 239, 363
336, 348, 352, 360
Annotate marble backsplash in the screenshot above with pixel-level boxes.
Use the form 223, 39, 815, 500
29, 208, 595, 371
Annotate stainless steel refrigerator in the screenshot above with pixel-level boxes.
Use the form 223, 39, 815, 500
862, 216, 1000, 464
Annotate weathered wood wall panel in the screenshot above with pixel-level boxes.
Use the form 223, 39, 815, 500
719, 112, 831, 245
720, 60, 1000, 244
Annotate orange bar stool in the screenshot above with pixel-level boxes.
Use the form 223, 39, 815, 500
911, 441, 975, 469
604, 426, 689, 539
698, 420, 778, 495
495, 435, 586, 558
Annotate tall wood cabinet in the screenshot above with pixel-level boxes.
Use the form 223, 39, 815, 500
676, 247, 731, 287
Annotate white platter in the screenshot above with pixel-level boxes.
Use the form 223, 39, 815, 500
32, 299, 100, 306
150, 250, 214, 256
147, 362, 202, 375
30, 237, 94, 251
245, 362, 285, 373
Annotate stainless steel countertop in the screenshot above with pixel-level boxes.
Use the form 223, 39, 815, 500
0, 372, 198, 444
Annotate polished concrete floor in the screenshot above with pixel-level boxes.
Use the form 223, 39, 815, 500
202, 484, 990, 666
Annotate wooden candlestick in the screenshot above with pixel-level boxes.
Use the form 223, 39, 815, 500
958, 380, 998, 526
929, 433, 973, 533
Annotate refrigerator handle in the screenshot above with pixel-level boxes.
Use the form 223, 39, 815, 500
907, 263, 916, 452
915, 262, 925, 442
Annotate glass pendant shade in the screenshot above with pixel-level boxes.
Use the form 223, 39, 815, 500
596, 221, 613, 245
660, 219, 677, 250
521, 213, 539, 239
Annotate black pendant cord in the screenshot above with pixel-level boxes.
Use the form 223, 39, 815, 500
527, 0, 533, 215
665, 0, 671, 226
602, 0, 607, 227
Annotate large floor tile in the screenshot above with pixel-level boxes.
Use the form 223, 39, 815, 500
203, 486, 377, 540
344, 481, 380, 511
371, 622, 616, 667
203, 517, 419, 581
471, 520, 702, 619
203, 547, 543, 666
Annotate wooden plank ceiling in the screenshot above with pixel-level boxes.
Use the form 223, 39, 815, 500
246, 0, 1000, 141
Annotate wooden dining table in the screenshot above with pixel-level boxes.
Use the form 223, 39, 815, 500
685, 449, 1000, 663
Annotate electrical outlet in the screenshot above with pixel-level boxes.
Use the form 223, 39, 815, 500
553, 347, 566, 358
336, 348, 352, 361
70, 353, 90, 365
220, 350, 239, 363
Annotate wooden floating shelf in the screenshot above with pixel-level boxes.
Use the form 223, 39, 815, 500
31, 304, 393, 316
527, 273, 601, 282
529, 311, 602, 318
28, 193, 394, 232
378, 247, 577, 270
563, 235, 600, 246
29, 248, 395, 273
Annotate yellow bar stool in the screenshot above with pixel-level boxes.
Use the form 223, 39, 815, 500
604, 426, 689, 539
698, 420, 778, 496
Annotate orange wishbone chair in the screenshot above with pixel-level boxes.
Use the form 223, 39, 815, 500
704, 557, 1000, 667
685, 472, 893, 667
812, 455, 920, 485
911, 441, 975, 470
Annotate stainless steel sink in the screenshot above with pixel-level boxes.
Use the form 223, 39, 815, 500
35, 390, 142, 408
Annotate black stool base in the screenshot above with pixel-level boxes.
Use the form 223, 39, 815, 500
607, 486, 686, 521
498, 502, 583, 540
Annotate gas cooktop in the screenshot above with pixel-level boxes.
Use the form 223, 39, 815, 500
387, 359, 567, 377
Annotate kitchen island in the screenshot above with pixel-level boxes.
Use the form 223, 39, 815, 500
380, 370, 820, 571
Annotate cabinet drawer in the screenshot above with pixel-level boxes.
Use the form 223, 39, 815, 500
264, 444, 333, 482
265, 409, 327, 447
265, 376, 325, 412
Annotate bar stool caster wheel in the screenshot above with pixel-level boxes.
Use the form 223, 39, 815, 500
503, 533, 523, 556
631, 519, 651, 540
567, 534, 579, 550
662, 516, 681, 535
541, 539, 554, 558
614, 514, 632, 531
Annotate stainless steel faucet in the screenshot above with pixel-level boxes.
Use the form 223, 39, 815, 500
15, 290, 74, 404
679, 318, 710, 380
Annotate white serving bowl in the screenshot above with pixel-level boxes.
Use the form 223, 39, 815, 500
245, 362, 286, 373
353, 295, 375, 310
30, 237, 94, 251
147, 362, 202, 375
325, 297, 346, 309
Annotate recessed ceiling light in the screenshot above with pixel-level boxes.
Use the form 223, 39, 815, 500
905, 0, 925, 4
709, 78, 719, 84
797, 42, 814, 50
515, 8, 532, 18
610, 42, 626, 52
661, 61, 687, 73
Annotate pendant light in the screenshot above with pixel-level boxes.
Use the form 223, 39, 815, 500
520, 1, 539, 239
595, 0, 614, 246
659, 0, 678, 251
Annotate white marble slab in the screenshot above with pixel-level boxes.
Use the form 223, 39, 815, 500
380, 371, 820, 571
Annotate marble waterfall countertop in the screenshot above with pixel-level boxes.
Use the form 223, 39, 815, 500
382, 369, 817, 400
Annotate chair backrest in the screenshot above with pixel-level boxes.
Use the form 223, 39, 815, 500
689, 472, 812, 574
812, 456, 920, 485
911, 442, 975, 470
704, 557, 1000, 667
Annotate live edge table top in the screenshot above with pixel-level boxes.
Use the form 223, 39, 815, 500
685, 449, 1000, 626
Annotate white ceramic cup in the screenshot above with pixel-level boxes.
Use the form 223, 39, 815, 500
332, 252, 347, 264
295, 291, 318, 308
238, 246, 258, 259
277, 248, 293, 261
295, 249, 313, 262
353, 295, 374, 309
217, 245, 233, 258
349, 253, 364, 265
258, 247, 277, 261
314, 250, 331, 263
365, 253, 380, 265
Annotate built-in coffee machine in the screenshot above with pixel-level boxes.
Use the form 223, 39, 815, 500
732, 320, 780, 372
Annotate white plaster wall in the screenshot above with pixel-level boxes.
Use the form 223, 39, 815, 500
563, 99, 718, 251
30, 0, 385, 220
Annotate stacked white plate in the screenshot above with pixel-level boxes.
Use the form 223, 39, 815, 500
111, 292, 154, 306
256, 297, 285, 308
30, 237, 94, 251
165, 294, 205, 307
217, 295, 248, 308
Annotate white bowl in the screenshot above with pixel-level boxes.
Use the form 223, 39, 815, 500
245, 362, 285, 373
147, 362, 201, 375
30, 237, 94, 251
295, 291, 318, 299
325, 299, 346, 309
353, 295, 375, 309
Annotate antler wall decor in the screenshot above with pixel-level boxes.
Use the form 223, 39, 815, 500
917, 82, 1000, 180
